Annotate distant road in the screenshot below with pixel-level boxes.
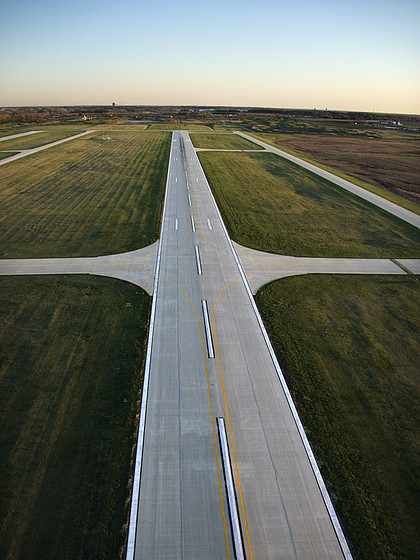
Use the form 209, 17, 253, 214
235, 131, 420, 229
0, 130, 44, 142
0, 130, 96, 166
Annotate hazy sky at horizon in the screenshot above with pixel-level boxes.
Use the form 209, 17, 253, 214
1, 0, 419, 113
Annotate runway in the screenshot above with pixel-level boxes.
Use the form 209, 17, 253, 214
128, 132, 352, 559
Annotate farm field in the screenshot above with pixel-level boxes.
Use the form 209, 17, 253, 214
247, 129, 420, 212
0, 131, 81, 150
198, 151, 419, 258
189, 132, 263, 150
0, 275, 151, 560
255, 274, 420, 560
0, 130, 171, 258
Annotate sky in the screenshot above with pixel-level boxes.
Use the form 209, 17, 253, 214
1, 0, 419, 113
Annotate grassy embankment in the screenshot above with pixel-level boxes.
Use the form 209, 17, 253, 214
0, 128, 171, 558
198, 151, 419, 258
0, 130, 171, 258
246, 129, 420, 214
199, 147, 419, 559
255, 275, 419, 560
0, 276, 151, 560
189, 133, 263, 150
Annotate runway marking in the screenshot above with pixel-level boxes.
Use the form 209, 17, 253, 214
157, 277, 231, 559
194, 245, 202, 275
175, 177, 178, 182
188, 194, 192, 208
191, 214, 196, 233
201, 299, 215, 359
207, 219, 213, 231
175, 218, 179, 231
196, 177, 199, 182
217, 418, 245, 560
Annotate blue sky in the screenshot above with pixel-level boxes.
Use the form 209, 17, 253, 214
1, 0, 419, 113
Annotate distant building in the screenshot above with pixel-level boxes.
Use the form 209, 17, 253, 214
112, 102, 117, 108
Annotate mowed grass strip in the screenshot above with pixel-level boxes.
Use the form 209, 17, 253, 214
255, 275, 420, 560
198, 151, 419, 257
0, 275, 151, 560
0, 130, 171, 258
189, 133, 263, 150
0, 131, 82, 150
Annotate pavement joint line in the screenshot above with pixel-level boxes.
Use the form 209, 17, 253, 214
126, 132, 175, 560
194, 245, 203, 275
156, 274, 231, 559
211, 277, 254, 560
201, 299, 215, 359
189, 131, 352, 559
217, 417, 246, 560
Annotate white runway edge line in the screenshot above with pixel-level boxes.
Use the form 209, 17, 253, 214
217, 417, 246, 560
191, 214, 196, 233
201, 299, 215, 359
126, 132, 176, 560
194, 245, 203, 275
192, 134, 354, 560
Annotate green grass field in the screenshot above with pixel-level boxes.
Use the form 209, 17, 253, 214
198, 151, 419, 258
246, 131, 420, 215
255, 275, 420, 560
0, 275, 151, 560
0, 130, 171, 258
0, 131, 81, 150
189, 133, 263, 150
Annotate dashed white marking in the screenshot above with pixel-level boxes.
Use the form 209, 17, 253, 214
191, 214, 196, 233
194, 245, 202, 275
175, 218, 179, 231
188, 195, 192, 208
207, 219, 213, 230
201, 300, 215, 359
217, 417, 245, 560
175, 177, 178, 183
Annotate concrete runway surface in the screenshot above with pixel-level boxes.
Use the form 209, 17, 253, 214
128, 132, 353, 560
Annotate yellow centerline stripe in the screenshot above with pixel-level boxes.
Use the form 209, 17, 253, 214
212, 277, 254, 560
158, 275, 231, 560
